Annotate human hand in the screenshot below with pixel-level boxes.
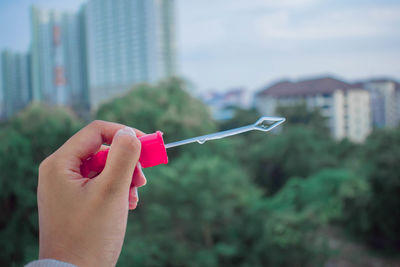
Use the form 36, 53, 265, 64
37, 120, 146, 267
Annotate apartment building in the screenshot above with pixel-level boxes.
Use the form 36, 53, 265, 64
0, 51, 31, 119
84, 0, 176, 110
31, 6, 87, 108
364, 79, 400, 128
255, 77, 372, 143
30, 0, 176, 111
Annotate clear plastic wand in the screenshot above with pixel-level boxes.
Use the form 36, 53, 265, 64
165, 116, 286, 149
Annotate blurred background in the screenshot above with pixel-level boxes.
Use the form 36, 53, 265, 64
1, 0, 400, 266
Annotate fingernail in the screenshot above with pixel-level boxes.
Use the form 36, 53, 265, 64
115, 127, 136, 138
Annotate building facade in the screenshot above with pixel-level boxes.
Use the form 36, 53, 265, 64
0, 51, 31, 119
31, 6, 88, 108
364, 80, 399, 128
84, 0, 176, 110
255, 77, 372, 143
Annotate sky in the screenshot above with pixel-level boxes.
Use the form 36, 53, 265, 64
0, 0, 399, 93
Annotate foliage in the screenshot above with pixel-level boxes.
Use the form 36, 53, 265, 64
0, 104, 82, 265
9, 104, 83, 163
276, 104, 329, 135
96, 78, 216, 144
219, 108, 260, 131
343, 127, 400, 251
238, 126, 339, 195
0, 79, 399, 266
267, 169, 357, 223
119, 155, 328, 267
119, 153, 262, 267
0, 129, 36, 265
221, 105, 355, 195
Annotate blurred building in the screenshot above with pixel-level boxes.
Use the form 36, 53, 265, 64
2, 0, 177, 117
0, 50, 31, 119
31, 6, 88, 109
255, 77, 372, 143
363, 79, 400, 128
84, 0, 176, 110
30, 0, 176, 112
201, 88, 252, 120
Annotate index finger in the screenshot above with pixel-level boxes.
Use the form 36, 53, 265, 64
57, 120, 145, 160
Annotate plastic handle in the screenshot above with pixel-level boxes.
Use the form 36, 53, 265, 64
80, 131, 168, 178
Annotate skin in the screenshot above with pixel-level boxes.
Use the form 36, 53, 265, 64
37, 120, 147, 267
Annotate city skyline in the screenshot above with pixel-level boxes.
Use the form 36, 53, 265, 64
1, 0, 399, 92
1, 0, 176, 118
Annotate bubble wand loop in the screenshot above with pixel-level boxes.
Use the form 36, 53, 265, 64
165, 116, 286, 148
80, 117, 286, 177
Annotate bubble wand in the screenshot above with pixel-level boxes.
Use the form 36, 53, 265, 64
80, 117, 285, 176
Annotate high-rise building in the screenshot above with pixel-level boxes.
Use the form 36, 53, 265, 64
31, 6, 88, 109
159, 0, 176, 78
255, 77, 372, 143
29, 1, 175, 112
363, 80, 399, 128
84, 0, 176, 110
0, 50, 31, 119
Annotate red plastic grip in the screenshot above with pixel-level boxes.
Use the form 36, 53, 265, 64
80, 131, 168, 178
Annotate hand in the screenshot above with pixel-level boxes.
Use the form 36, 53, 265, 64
37, 120, 146, 267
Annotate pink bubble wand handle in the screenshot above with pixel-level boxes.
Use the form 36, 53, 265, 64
80, 131, 168, 178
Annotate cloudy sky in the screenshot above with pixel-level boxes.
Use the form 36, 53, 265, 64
1, 0, 399, 92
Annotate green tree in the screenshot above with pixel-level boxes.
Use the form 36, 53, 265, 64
0, 129, 36, 265
118, 153, 262, 267
239, 126, 338, 195
343, 127, 400, 252
219, 108, 260, 131
276, 104, 329, 135
118, 154, 327, 267
96, 78, 216, 144
96, 80, 330, 266
267, 169, 356, 223
10, 104, 82, 163
4, 77, 397, 266
220, 104, 346, 195
0, 104, 82, 266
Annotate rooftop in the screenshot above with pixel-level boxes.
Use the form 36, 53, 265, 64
257, 77, 363, 97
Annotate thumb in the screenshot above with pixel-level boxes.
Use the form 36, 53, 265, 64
98, 127, 141, 194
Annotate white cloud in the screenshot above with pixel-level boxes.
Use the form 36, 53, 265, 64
255, 6, 400, 41
178, 1, 400, 91
229, 0, 319, 10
